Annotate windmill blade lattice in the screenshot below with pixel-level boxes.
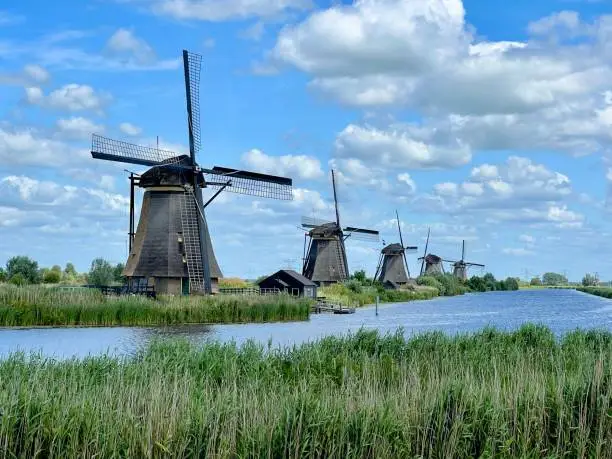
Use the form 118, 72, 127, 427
301, 215, 334, 228
91, 134, 185, 167
205, 167, 293, 200
184, 50, 202, 155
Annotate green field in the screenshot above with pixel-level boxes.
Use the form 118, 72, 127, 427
0, 285, 311, 326
319, 282, 439, 306
0, 325, 609, 458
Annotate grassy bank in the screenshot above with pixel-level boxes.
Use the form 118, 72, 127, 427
320, 283, 439, 306
0, 286, 311, 326
577, 286, 612, 298
0, 325, 610, 457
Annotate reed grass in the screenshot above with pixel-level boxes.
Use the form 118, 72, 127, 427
0, 324, 610, 458
577, 286, 612, 298
0, 285, 310, 326
320, 283, 439, 306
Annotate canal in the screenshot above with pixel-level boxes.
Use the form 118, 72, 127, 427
1, 288, 610, 359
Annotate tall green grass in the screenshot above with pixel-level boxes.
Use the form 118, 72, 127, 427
320, 283, 438, 306
577, 286, 612, 298
0, 325, 610, 457
0, 285, 311, 326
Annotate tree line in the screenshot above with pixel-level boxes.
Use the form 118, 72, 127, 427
0, 256, 126, 287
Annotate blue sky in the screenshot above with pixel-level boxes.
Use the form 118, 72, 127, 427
1, 0, 612, 282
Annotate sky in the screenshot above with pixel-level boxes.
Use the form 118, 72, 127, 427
1, 0, 612, 282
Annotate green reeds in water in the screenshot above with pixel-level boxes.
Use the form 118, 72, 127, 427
0, 285, 311, 326
0, 324, 610, 457
577, 286, 612, 298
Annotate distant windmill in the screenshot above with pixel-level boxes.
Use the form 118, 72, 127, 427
447, 240, 485, 280
417, 228, 448, 276
90, 49, 293, 295
301, 170, 379, 285
374, 210, 418, 288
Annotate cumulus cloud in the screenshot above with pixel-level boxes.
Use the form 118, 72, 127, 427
25, 83, 110, 113
140, 0, 313, 21
105, 29, 156, 65
241, 148, 324, 180
119, 122, 142, 136
266, 1, 612, 159
0, 64, 49, 86
334, 123, 471, 170
56, 117, 104, 140
412, 155, 581, 229
0, 127, 91, 168
0, 175, 128, 214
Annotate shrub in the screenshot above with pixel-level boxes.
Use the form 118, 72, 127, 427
42, 270, 61, 284
8, 273, 27, 286
417, 276, 445, 295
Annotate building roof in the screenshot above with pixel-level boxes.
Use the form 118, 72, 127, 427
381, 243, 403, 255
259, 269, 317, 287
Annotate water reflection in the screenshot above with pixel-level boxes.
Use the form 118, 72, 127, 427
1, 289, 610, 360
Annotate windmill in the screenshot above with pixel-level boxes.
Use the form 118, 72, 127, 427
417, 228, 447, 276
90, 49, 293, 295
301, 170, 379, 285
374, 210, 418, 288
448, 240, 485, 280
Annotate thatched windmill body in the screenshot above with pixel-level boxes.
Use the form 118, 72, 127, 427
301, 170, 379, 286
374, 210, 418, 288
91, 50, 293, 295
448, 240, 485, 280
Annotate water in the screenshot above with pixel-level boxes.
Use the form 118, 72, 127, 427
1, 289, 610, 360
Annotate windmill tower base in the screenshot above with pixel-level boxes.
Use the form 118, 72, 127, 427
124, 189, 222, 295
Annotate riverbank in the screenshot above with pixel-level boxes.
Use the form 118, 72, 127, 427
576, 286, 612, 298
1, 324, 609, 458
0, 286, 310, 326
319, 283, 439, 306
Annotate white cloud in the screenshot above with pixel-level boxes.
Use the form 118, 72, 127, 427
0, 127, 91, 168
119, 122, 142, 136
203, 38, 216, 48
266, 1, 612, 159
519, 234, 535, 244
397, 173, 416, 194
106, 29, 156, 65
0, 64, 49, 86
0, 175, 128, 213
413, 156, 580, 228
56, 117, 104, 140
25, 84, 109, 113
334, 123, 471, 170
142, 0, 313, 21
241, 148, 324, 180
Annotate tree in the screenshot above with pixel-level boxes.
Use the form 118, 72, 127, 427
542, 272, 568, 286
504, 277, 520, 291
352, 270, 367, 283
530, 277, 542, 286
88, 258, 114, 287
0, 267, 6, 282
482, 273, 498, 291
582, 273, 599, 287
6, 256, 40, 284
113, 263, 126, 284
43, 269, 61, 284
64, 262, 77, 276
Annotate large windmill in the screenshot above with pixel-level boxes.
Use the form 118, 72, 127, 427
91, 49, 293, 295
448, 240, 485, 280
301, 170, 379, 285
374, 210, 418, 288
